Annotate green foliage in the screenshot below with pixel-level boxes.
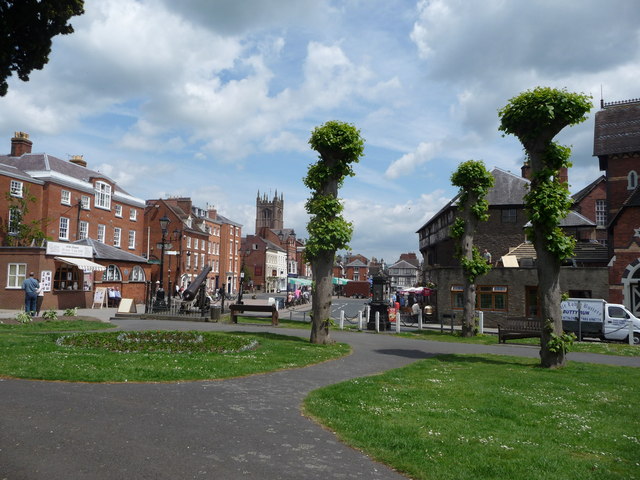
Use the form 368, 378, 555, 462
459, 247, 492, 283
498, 87, 592, 142
2, 186, 50, 246
15, 310, 32, 324
545, 319, 576, 353
42, 309, 58, 321
499, 87, 591, 264
450, 160, 493, 283
304, 121, 365, 262
0, 0, 85, 96
63, 307, 78, 317
450, 217, 465, 239
450, 160, 494, 213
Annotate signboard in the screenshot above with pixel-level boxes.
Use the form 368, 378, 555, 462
117, 298, 137, 313
46, 241, 93, 258
92, 287, 107, 309
166, 250, 179, 255
40, 270, 52, 292
156, 243, 172, 250
388, 307, 397, 323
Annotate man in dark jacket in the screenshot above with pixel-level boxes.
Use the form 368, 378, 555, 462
22, 272, 40, 316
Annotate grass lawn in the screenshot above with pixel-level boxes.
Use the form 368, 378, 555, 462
399, 329, 640, 357
304, 354, 640, 480
0, 322, 350, 382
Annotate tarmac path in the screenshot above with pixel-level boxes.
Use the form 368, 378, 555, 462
1, 317, 638, 480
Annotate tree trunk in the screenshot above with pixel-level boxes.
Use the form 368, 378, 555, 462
534, 230, 566, 368
460, 192, 479, 337
310, 251, 334, 344
528, 137, 566, 368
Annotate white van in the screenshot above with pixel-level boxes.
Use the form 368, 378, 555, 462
561, 298, 640, 344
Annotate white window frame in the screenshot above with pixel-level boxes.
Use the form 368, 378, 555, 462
97, 224, 106, 243
129, 208, 137, 221
10, 180, 23, 197
194, 252, 199, 269
128, 230, 136, 250
81, 195, 91, 210
595, 199, 607, 227
79, 221, 89, 240
186, 236, 192, 248
94, 181, 112, 210
61, 189, 71, 206
114, 227, 121, 247
114, 204, 122, 218
8, 207, 20, 235
7, 263, 27, 288
130, 265, 145, 282
59, 217, 69, 240
103, 264, 122, 281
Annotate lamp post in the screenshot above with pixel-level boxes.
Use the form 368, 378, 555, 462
159, 215, 171, 293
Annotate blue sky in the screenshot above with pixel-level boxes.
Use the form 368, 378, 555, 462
2, 0, 639, 263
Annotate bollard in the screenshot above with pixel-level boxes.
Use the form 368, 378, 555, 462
629, 320, 634, 346
290, 310, 293, 321
375, 311, 380, 332
395, 312, 400, 333
340, 310, 345, 330
358, 311, 363, 330
366, 305, 370, 323
477, 310, 484, 334
418, 310, 423, 330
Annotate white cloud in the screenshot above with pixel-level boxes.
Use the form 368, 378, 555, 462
385, 141, 440, 179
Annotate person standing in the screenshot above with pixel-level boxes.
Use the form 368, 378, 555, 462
36, 283, 45, 316
22, 272, 40, 316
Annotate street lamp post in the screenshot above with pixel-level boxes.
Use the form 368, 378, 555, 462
159, 215, 171, 295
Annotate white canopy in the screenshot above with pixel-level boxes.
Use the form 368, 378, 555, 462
54, 256, 106, 272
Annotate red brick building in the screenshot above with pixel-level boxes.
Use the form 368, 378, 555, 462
572, 175, 608, 245
145, 198, 242, 296
0, 132, 149, 310
594, 99, 640, 315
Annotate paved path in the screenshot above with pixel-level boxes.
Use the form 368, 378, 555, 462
1, 316, 638, 479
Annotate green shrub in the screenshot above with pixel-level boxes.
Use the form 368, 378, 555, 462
42, 309, 58, 321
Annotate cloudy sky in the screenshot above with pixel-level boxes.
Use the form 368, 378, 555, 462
2, 0, 639, 263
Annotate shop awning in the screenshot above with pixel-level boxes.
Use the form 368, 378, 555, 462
54, 256, 106, 272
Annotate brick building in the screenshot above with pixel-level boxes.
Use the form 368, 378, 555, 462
0, 132, 149, 310
417, 165, 608, 326
593, 98, 640, 315
572, 175, 608, 245
145, 198, 242, 296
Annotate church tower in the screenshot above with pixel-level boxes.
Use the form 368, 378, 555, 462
255, 190, 284, 234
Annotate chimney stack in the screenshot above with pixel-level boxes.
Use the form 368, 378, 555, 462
521, 162, 531, 180
11, 132, 32, 156
556, 167, 568, 185
69, 155, 87, 168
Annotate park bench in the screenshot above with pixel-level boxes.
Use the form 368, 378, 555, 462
230, 304, 279, 326
497, 318, 542, 343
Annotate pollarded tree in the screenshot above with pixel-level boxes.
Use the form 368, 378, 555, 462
499, 87, 591, 368
450, 160, 494, 337
0, 0, 85, 96
304, 121, 364, 344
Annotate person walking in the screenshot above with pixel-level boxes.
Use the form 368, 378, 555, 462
22, 272, 40, 316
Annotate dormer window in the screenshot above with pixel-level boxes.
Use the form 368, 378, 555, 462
94, 181, 111, 210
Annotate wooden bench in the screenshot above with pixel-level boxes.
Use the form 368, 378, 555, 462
230, 304, 279, 326
497, 318, 542, 343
